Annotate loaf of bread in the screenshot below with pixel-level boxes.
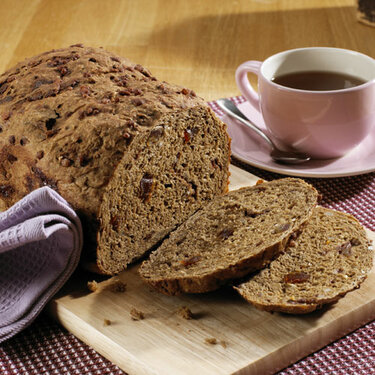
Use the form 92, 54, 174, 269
0, 45, 230, 274
139, 178, 319, 295
235, 207, 373, 314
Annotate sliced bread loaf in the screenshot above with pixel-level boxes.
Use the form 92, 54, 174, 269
0, 45, 230, 274
139, 178, 318, 295
235, 207, 373, 314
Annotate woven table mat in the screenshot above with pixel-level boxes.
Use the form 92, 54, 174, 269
1, 96, 375, 375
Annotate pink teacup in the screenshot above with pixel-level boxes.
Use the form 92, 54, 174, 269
236, 47, 375, 159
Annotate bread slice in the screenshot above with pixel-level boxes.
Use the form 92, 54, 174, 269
139, 178, 318, 295
235, 207, 373, 314
97, 105, 230, 274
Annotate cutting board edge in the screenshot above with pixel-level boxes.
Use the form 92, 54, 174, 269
233, 292, 375, 375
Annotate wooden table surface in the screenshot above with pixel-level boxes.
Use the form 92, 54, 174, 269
1, 2, 375, 374
1, 0, 374, 101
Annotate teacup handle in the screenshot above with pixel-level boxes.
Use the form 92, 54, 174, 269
235, 61, 262, 111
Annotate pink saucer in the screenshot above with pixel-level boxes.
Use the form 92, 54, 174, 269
221, 100, 375, 178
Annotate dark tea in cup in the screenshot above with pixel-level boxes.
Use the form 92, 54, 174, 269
271, 71, 366, 91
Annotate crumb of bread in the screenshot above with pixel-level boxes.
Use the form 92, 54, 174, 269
87, 280, 98, 292
219, 340, 227, 348
204, 337, 217, 345
87, 279, 126, 293
177, 306, 194, 320
106, 280, 127, 293
130, 307, 145, 321
103, 319, 111, 326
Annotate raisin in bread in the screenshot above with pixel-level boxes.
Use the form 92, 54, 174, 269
235, 207, 373, 314
0, 44, 230, 274
139, 178, 318, 295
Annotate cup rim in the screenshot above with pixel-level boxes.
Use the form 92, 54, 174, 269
261, 47, 375, 94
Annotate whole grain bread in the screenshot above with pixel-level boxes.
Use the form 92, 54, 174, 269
235, 207, 373, 314
139, 178, 318, 295
0, 44, 230, 274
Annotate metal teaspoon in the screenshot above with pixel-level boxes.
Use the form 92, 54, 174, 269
216, 98, 311, 164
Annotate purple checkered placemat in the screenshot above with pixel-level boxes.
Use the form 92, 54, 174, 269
1, 96, 375, 374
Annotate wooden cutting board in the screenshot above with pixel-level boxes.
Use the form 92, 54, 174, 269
49, 165, 375, 375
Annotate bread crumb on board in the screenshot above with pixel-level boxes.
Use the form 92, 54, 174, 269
176, 306, 194, 320
220, 340, 228, 348
87, 279, 127, 293
205, 337, 217, 345
204, 337, 227, 348
106, 280, 127, 293
87, 280, 98, 292
130, 307, 145, 321
103, 319, 112, 326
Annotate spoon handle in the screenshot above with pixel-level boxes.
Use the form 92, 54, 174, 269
217, 99, 274, 148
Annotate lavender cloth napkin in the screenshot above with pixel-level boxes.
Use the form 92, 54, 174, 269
0, 187, 83, 343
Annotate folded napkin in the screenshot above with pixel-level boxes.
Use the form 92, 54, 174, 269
0, 187, 83, 343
